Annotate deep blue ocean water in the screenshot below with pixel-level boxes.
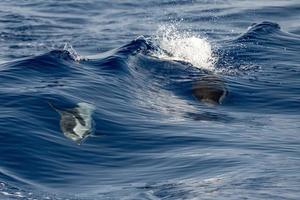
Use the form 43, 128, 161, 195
0, 0, 300, 199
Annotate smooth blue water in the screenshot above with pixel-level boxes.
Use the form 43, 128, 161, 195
0, 1, 300, 199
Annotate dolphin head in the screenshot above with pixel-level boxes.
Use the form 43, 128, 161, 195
192, 75, 227, 105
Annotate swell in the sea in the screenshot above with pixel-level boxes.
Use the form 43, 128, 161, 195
1, 21, 300, 199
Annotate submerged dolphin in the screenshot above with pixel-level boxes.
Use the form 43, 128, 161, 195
192, 75, 227, 105
49, 102, 95, 143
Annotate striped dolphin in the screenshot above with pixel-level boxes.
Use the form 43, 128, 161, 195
192, 75, 227, 105
49, 102, 95, 143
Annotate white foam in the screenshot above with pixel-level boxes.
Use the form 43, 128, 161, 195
0, 191, 25, 198
63, 43, 84, 62
152, 24, 217, 71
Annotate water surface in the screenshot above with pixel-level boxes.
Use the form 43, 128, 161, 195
0, 0, 300, 199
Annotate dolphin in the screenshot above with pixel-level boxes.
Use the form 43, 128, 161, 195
49, 102, 95, 143
192, 75, 227, 105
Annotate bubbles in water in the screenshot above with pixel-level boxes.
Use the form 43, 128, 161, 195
152, 23, 217, 71
63, 43, 83, 61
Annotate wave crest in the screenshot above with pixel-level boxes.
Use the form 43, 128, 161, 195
63, 43, 83, 61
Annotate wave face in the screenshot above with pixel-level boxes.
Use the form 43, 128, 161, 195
1, 1, 300, 199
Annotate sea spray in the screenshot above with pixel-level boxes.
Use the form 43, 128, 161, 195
151, 24, 217, 71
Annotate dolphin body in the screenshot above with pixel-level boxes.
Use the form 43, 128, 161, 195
192, 75, 227, 105
49, 102, 95, 143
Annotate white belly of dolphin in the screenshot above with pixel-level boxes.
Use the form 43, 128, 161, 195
73, 102, 95, 139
